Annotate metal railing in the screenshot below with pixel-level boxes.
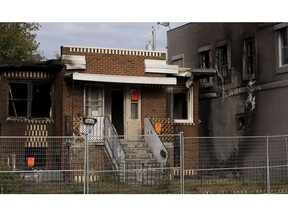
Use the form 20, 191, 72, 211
103, 116, 125, 168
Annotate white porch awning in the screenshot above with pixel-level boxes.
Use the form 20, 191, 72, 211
144, 59, 178, 74
71, 72, 177, 85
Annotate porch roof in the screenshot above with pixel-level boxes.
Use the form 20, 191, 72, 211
70, 72, 177, 85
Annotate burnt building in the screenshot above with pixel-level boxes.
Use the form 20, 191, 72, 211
0, 60, 65, 170
167, 23, 288, 168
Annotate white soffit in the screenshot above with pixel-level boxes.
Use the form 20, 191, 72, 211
72, 72, 177, 85
62, 55, 86, 70
144, 59, 178, 74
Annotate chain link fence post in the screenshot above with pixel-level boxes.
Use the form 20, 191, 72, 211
179, 132, 184, 194
266, 135, 271, 194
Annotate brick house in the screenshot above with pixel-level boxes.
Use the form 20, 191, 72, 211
0, 45, 212, 178
0, 60, 65, 170
60, 45, 206, 171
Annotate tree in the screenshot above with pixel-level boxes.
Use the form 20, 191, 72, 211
0, 22, 45, 61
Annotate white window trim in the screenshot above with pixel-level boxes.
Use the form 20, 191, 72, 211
278, 28, 288, 67
275, 25, 288, 74
174, 86, 194, 124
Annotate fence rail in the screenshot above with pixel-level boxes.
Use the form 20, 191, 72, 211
1, 134, 288, 194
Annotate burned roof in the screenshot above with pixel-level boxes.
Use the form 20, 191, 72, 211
0, 59, 65, 72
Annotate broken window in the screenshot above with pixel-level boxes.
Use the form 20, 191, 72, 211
217, 45, 229, 79
279, 27, 288, 66
243, 37, 256, 80
199, 49, 214, 87
84, 85, 104, 116
32, 82, 51, 118
8, 81, 52, 118
200, 50, 210, 69
173, 92, 188, 119
167, 86, 193, 123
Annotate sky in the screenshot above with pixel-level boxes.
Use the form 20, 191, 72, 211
4, 0, 287, 61
36, 22, 187, 59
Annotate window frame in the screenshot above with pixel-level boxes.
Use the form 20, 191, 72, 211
130, 86, 140, 120
170, 86, 194, 124
275, 23, 288, 74
7, 80, 52, 119
216, 41, 231, 82
84, 84, 105, 117
198, 45, 214, 88
242, 36, 257, 81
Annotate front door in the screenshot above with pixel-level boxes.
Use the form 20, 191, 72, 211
111, 89, 124, 136
125, 86, 141, 141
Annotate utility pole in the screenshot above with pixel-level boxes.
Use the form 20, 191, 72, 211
152, 26, 156, 51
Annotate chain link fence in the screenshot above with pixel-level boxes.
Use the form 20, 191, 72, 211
1, 134, 288, 194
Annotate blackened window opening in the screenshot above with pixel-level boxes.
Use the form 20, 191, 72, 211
280, 28, 288, 65
32, 82, 51, 118
217, 45, 229, 79
8, 82, 28, 117
173, 92, 188, 119
8, 81, 52, 118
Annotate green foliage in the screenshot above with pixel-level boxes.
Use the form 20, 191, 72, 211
0, 156, 20, 193
0, 22, 45, 61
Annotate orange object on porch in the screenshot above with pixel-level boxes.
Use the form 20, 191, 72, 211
27, 157, 35, 167
155, 122, 162, 133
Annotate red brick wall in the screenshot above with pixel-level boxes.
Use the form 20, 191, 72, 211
174, 81, 200, 169
61, 46, 166, 77
61, 46, 168, 136
141, 86, 167, 119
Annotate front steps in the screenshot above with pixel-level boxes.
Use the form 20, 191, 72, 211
119, 141, 168, 186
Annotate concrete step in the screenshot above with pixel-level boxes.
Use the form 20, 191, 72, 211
119, 140, 162, 185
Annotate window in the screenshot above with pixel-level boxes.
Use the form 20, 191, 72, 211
130, 87, 139, 120
243, 37, 256, 80
167, 86, 193, 123
200, 50, 210, 69
279, 27, 288, 67
216, 44, 230, 80
173, 92, 188, 119
199, 49, 214, 87
84, 85, 104, 116
8, 81, 52, 118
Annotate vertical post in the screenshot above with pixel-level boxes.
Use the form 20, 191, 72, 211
285, 136, 288, 178
266, 135, 271, 194
83, 132, 87, 194
86, 130, 89, 194
179, 132, 184, 194
82, 117, 97, 194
